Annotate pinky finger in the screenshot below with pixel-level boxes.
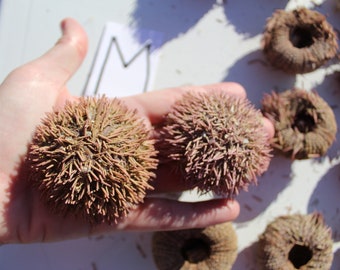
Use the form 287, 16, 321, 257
115, 198, 240, 231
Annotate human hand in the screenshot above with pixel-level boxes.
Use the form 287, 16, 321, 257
0, 18, 274, 244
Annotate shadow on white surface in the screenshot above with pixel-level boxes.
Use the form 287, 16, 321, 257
223, 0, 286, 37
235, 155, 292, 223
0, 232, 156, 270
332, 249, 340, 270
313, 70, 340, 160
308, 163, 340, 241
232, 241, 259, 270
223, 48, 297, 107
132, 0, 217, 46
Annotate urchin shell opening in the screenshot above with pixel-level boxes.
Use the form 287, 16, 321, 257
292, 105, 317, 133
288, 244, 313, 268
289, 25, 316, 49
180, 237, 212, 264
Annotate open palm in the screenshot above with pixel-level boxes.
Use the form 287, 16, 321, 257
0, 19, 273, 244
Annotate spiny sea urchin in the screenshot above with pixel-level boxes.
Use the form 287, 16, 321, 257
157, 91, 272, 197
28, 96, 157, 224
258, 213, 334, 270
261, 88, 337, 159
152, 222, 238, 270
262, 8, 338, 74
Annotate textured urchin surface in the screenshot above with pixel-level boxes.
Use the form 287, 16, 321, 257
152, 222, 238, 270
258, 213, 334, 270
157, 91, 272, 197
262, 8, 338, 74
261, 88, 337, 159
28, 96, 157, 224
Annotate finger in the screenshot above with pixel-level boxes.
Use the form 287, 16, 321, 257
114, 198, 240, 231
0, 19, 88, 175
262, 117, 275, 139
0, 18, 87, 113
31, 18, 88, 89
2, 197, 239, 243
122, 82, 246, 125
148, 163, 184, 194
29, 199, 238, 242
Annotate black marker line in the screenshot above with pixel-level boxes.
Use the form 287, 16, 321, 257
83, 36, 152, 96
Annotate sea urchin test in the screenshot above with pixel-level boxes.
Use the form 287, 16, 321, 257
28, 96, 157, 225
152, 222, 238, 270
258, 213, 334, 270
157, 91, 272, 197
262, 8, 338, 74
261, 88, 337, 159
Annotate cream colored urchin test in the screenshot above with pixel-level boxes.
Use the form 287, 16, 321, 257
261, 88, 337, 159
258, 213, 334, 269
152, 222, 238, 270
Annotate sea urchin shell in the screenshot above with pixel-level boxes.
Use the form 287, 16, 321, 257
262, 8, 338, 74
152, 222, 238, 270
157, 91, 272, 197
28, 96, 157, 224
258, 213, 334, 270
261, 88, 337, 159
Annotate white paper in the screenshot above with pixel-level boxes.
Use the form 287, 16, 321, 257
82, 22, 164, 98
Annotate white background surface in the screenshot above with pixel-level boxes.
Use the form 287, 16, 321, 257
0, 0, 340, 269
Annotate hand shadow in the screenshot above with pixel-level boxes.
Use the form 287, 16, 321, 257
235, 154, 292, 223
312, 69, 340, 160
332, 249, 340, 270
232, 241, 261, 270
131, 0, 216, 47
307, 163, 340, 241
222, 49, 296, 107
222, 0, 286, 37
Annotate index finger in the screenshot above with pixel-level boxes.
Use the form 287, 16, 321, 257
122, 82, 246, 125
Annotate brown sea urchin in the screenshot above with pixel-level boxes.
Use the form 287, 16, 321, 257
157, 91, 272, 197
262, 8, 338, 74
28, 96, 157, 224
261, 88, 337, 159
258, 213, 334, 270
152, 222, 238, 270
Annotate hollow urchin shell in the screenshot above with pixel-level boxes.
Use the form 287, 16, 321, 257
258, 213, 334, 270
262, 8, 338, 74
261, 88, 337, 159
152, 222, 238, 270
28, 96, 157, 224
157, 91, 272, 197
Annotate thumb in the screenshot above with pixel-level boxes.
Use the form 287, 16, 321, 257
30, 17, 88, 89
1, 17, 88, 99
0, 18, 88, 175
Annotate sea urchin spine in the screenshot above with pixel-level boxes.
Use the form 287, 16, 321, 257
157, 91, 272, 197
28, 96, 157, 225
